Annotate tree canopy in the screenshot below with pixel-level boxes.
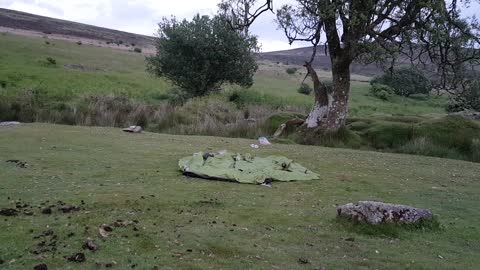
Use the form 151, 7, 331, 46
237, 0, 480, 131
147, 14, 259, 98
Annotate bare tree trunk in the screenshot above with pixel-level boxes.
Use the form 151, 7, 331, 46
304, 62, 330, 128
303, 58, 350, 132
323, 59, 350, 132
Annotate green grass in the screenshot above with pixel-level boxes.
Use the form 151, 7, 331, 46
0, 33, 169, 101
1, 33, 448, 116
0, 124, 479, 269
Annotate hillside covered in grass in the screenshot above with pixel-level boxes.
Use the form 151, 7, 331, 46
0, 124, 479, 269
2, 32, 479, 163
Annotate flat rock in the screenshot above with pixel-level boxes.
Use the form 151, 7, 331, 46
337, 201, 433, 225
0, 121, 21, 127
122, 126, 142, 133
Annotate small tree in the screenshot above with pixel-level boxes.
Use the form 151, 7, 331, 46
147, 14, 259, 98
371, 67, 432, 97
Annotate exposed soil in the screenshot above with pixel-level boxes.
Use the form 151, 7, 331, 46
33, 264, 48, 270
6, 159, 28, 168
0, 208, 17, 216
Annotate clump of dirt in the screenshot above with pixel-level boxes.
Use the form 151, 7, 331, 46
0, 208, 18, 216
66, 252, 86, 263
59, 205, 80, 213
31, 230, 58, 255
82, 238, 98, 251
99, 224, 113, 238
113, 219, 134, 228
6, 159, 28, 168
298, 257, 310, 264
41, 207, 52, 215
33, 263, 48, 270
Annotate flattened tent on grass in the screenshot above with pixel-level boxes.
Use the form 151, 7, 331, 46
179, 152, 319, 184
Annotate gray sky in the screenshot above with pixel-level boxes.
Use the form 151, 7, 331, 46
0, 0, 300, 52
0, 0, 478, 52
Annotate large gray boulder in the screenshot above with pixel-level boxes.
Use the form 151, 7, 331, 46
337, 201, 433, 225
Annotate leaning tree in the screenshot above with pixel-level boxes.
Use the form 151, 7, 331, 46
224, 0, 480, 132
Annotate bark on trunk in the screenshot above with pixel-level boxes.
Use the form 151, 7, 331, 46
323, 60, 350, 131
304, 62, 330, 128
303, 58, 351, 132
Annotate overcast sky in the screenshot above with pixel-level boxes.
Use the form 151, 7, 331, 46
0, 0, 301, 52
0, 0, 478, 52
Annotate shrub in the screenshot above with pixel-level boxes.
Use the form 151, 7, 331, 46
370, 83, 394, 100
286, 67, 297, 75
297, 83, 312, 95
147, 14, 259, 98
371, 67, 432, 97
133, 47, 142, 53
446, 80, 480, 112
46, 57, 57, 65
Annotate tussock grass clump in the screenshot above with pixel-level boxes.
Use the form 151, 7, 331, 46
285, 67, 298, 75
297, 83, 312, 95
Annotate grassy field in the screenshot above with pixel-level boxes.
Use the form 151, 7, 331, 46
0, 124, 479, 269
0, 33, 448, 117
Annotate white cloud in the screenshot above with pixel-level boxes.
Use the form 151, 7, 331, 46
259, 39, 301, 52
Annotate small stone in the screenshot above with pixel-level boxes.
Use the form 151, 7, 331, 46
59, 205, 80, 213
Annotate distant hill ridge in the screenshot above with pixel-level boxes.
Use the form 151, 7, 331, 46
0, 8, 385, 75
0, 8, 155, 47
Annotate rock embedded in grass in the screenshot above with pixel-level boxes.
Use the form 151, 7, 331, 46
337, 201, 433, 225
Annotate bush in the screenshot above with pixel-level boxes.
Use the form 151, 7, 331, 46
133, 47, 142, 53
297, 83, 312, 95
371, 67, 432, 97
46, 57, 56, 65
286, 67, 297, 75
446, 80, 480, 112
370, 83, 394, 100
